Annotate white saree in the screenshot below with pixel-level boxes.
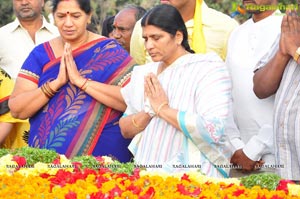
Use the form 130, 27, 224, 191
121, 53, 232, 177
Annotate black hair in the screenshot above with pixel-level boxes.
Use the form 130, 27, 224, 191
51, 0, 92, 14
101, 15, 115, 37
141, 4, 194, 54
123, 4, 147, 21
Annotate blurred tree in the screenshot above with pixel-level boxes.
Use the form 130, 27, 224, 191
0, 0, 13, 27
206, 0, 297, 23
0, 0, 298, 28
91, 0, 159, 34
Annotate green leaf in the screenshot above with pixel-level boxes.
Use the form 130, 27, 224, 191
240, 173, 281, 190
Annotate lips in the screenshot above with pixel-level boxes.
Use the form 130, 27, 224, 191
63, 30, 75, 35
160, 0, 170, 4
20, 8, 32, 12
149, 53, 157, 58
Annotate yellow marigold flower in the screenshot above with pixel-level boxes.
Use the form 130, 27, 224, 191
0, 154, 18, 175
102, 180, 118, 194
288, 183, 300, 196
58, 154, 74, 172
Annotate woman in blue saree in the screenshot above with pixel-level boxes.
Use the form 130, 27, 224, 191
9, 0, 135, 162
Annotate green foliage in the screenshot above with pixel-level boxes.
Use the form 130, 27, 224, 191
0, 147, 58, 165
108, 161, 135, 175
0, 0, 298, 28
240, 173, 281, 190
71, 155, 100, 170
0, 0, 13, 27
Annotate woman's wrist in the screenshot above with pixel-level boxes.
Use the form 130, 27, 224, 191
156, 101, 169, 117
51, 78, 64, 90
41, 79, 60, 99
131, 111, 152, 131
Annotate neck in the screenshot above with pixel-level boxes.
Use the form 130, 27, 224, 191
62, 31, 90, 50
252, 10, 275, 22
178, 1, 196, 22
159, 49, 189, 73
19, 16, 43, 32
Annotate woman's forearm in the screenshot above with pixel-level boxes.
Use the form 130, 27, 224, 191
83, 80, 126, 112
9, 78, 64, 119
9, 87, 50, 119
119, 111, 152, 138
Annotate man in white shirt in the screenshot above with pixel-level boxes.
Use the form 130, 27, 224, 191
253, 10, 300, 180
225, 0, 281, 174
0, 0, 59, 79
0, 0, 58, 148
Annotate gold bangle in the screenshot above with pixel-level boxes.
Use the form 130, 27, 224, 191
43, 82, 55, 98
82, 79, 90, 91
132, 114, 143, 130
156, 101, 168, 117
80, 78, 88, 90
293, 47, 300, 63
41, 84, 52, 98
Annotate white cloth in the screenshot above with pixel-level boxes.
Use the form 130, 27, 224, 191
0, 17, 59, 79
255, 34, 300, 180
225, 11, 282, 164
121, 53, 232, 177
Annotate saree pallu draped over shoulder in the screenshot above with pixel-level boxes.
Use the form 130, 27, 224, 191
19, 38, 135, 161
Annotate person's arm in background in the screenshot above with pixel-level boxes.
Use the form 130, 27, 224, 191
225, 105, 260, 172
0, 120, 13, 143
0, 68, 19, 144
253, 12, 300, 98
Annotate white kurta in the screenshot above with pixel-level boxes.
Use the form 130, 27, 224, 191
255, 35, 300, 180
121, 53, 232, 177
0, 17, 59, 79
225, 12, 282, 164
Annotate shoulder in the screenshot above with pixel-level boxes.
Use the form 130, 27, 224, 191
202, 3, 239, 28
42, 17, 59, 35
186, 53, 228, 75
97, 37, 126, 51
0, 20, 18, 35
188, 53, 224, 65
25, 43, 48, 60
228, 19, 251, 39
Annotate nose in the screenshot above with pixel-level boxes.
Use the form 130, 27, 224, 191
64, 15, 73, 27
20, 0, 29, 5
145, 39, 154, 51
113, 29, 121, 39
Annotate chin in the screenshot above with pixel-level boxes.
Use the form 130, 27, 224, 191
151, 57, 161, 62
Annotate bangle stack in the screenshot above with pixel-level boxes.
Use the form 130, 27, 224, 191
80, 78, 90, 91
156, 101, 169, 117
41, 80, 59, 99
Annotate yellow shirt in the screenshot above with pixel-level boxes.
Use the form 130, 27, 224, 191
0, 68, 29, 148
130, 2, 239, 64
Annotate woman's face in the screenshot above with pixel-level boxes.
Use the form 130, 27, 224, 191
142, 25, 182, 64
54, 0, 91, 42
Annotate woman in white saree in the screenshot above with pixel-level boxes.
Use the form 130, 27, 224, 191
120, 4, 232, 178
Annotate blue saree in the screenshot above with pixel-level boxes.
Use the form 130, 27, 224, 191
19, 38, 135, 162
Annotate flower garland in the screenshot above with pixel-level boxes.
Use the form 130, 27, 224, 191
0, 147, 299, 199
